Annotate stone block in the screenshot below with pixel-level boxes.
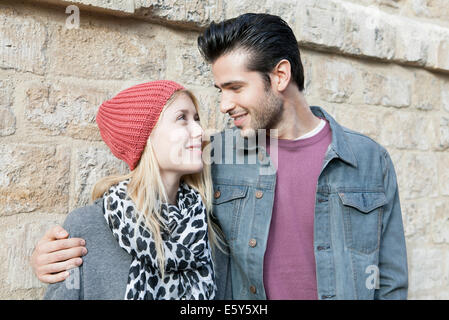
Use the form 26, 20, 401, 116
188, 87, 221, 132
0, 75, 16, 136
392, 151, 438, 200
411, 0, 449, 22
34, 0, 134, 13
169, 37, 212, 87
315, 58, 355, 103
395, 21, 429, 66
76, 0, 134, 12
437, 38, 449, 71
224, 0, 297, 28
341, 2, 396, 60
0, 8, 47, 75
438, 153, 449, 196
439, 116, 449, 150
431, 200, 449, 244
442, 80, 449, 113
72, 146, 128, 210
135, 0, 225, 28
295, 0, 345, 50
402, 200, 431, 239
412, 70, 441, 111
409, 245, 448, 292
376, 0, 402, 8
0, 144, 70, 216
301, 51, 314, 97
362, 71, 411, 108
0, 77, 14, 107
334, 105, 380, 140
24, 80, 121, 140
0, 214, 66, 292
47, 22, 166, 80
0, 107, 15, 137
379, 111, 435, 150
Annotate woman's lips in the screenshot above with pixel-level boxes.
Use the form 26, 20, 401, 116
186, 145, 202, 153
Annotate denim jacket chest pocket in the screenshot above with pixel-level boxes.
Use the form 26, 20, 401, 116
338, 191, 387, 255
212, 184, 249, 244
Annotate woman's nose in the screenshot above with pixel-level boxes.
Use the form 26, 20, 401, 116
191, 120, 203, 138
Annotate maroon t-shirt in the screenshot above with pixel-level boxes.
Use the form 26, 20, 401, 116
263, 121, 331, 299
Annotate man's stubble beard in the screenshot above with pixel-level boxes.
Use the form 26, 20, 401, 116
240, 88, 284, 138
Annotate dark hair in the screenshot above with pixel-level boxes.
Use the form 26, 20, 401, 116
197, 13, 305, 91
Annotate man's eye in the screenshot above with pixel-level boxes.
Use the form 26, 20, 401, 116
231, 86, 241, 91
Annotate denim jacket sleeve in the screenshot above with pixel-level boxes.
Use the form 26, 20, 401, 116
375, 149, 408, 299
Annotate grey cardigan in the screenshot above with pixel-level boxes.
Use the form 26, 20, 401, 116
43, 199, 232, 300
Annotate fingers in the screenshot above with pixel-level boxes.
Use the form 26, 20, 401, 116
33, 246, 86, 284
41, 225, 69, 242
38, 271, 71, 284
38, 257, 83, 276
31, 226, 87, 285
38, 237, 86, 255
39, 246, 87, 267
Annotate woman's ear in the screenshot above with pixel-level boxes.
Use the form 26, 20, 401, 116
271, 59, 291, 92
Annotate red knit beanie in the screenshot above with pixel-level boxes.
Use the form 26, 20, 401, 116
96, 80, 185, 170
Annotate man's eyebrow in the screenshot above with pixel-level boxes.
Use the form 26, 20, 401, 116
214, 81, 246, 89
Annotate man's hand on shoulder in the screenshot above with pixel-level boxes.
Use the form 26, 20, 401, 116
30, 225, 87, 284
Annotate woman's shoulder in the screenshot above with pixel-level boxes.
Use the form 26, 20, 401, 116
63, 198, 105, 236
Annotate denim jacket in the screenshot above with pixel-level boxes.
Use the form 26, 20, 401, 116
211, 106, 408, 300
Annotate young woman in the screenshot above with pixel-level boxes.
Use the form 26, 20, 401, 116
44, 80, 223, 300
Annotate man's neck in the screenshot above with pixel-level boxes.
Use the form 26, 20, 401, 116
271, 90, 321, 140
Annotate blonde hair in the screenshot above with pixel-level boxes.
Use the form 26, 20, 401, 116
91, 90, 226, 278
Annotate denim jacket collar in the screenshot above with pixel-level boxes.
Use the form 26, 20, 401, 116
310, 106, 358, 168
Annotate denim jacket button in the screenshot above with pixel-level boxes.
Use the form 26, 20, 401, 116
250, 286, 257, 294
255, 190, 263, 199
214, 190, 221, 199
249, 238, 257, 247
258, 151, 265, 162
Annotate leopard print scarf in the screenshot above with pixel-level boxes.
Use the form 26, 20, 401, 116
102, 179, 216, 300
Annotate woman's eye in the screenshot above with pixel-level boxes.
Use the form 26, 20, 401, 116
177, 114, 186, 121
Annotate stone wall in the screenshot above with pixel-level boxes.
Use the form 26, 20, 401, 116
1, 0, 448, 299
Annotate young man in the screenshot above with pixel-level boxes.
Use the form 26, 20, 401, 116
31, 13, 408, 300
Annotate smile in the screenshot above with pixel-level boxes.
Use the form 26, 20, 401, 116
232, 113, 248, 126
186, 145, 202, 153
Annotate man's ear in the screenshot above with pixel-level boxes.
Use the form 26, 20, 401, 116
271, 59, 291, 92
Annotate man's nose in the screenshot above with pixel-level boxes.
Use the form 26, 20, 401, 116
219, 96, 234, 114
